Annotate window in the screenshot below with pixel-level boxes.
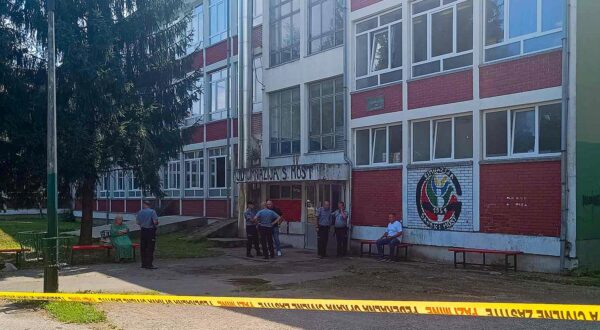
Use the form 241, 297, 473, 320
411, 0, 473, 78
485, 0, 565, 62
184, 151, 204, 197
209, 147, 228, 197
187, 4, 204, 54
112, 170, 126, 198
253, 56, 264, 112
270, 0, 301, 66
354, 124, 402, 166
188, 78, 204, 119
127, 171, 142, 198
254, 0, 263, 18
98, 173, 110, 198
484, 103, 562, 158
163, 160, 181, 197
209, 0, 228, 45
309, 0, 344, 54
269, 184, 302, 200
208, 68, 228, 121
269, 87, 300, 156
309, 77, 344, 152
355, 8, 402, 90
412, 115, 473, 162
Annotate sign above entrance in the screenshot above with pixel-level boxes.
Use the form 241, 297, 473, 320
235, 164, 349, 183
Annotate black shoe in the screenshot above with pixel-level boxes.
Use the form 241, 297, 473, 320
145, 265, 158, 269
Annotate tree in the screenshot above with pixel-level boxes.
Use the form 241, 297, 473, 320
14, 0, 199, 243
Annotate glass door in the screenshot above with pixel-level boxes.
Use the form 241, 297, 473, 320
304, 183, 345, 250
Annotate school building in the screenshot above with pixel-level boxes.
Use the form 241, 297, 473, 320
84, 0, 600, 272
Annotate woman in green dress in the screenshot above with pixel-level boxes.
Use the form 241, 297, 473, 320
110, 215, 133, 262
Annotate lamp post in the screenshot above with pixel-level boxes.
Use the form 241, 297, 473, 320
44, 0, 59, 293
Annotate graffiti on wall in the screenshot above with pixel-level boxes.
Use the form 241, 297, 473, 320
416, 167, 463, 230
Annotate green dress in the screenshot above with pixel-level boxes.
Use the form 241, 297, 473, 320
110, 224, 133, 261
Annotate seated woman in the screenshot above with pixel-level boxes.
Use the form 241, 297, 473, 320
110, 215, 133, 262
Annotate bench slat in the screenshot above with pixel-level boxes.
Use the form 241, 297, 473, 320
0, 249, 31, 253
448, 248, 523, 255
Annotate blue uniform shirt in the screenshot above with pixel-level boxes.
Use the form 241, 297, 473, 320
255, 209, 279, 228
316, 207, 332, 227
136, 208, 158, 229
244, 209, 257, 226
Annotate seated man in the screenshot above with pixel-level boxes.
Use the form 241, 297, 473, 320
376, 213, 403, 261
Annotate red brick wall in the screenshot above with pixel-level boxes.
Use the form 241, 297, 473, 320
253, 25, 263, 48
351, 83, 402, 119
480, 51, 562, 98
111, 200, 125, 213
351, 0, 383, 11
205, 119, 238, 142
97, 200, 108, 212
271, 200, 302, 222
192, 51, 204, 70
351, 169, 402, 226
205, 39, 229, 66
251, 113, 262, 138
185, 126, 204, 144
182, 200, 204, 216
206, 200, 229, 218
161, 200, 180, 216
126, 200, 142, 214
408, 70, 473, 110
480, 161, 561, 237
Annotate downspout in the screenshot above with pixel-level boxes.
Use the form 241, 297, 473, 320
225, 0, 232, 218
342, 1, 353, 246
559, 0, 571, 272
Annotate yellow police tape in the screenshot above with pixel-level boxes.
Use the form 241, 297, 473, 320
1, 291, 599, 322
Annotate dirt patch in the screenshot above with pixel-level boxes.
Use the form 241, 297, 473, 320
227, 278, 280, 292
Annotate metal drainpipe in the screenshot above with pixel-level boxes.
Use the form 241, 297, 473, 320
225, 0, 232, 219
342, 1, 353, 246
559, 0, 571, 272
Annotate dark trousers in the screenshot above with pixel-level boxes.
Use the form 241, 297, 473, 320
258, 226, 274, 258
335, 227, 348, 256
317, 226, 330, 257
376, 237, 400, 258
246, 225, 261, 255
140, 227, 156, 267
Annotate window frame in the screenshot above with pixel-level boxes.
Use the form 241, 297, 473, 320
410, 0, 474, 78
112, 169, 126, 199
253, 55, 264, 112
308, 0, 344, 55
483, 103, 561, 160
269, 86, 301, 157
163, 160, 181, 198
483, 0, 564, 63
308, 76, 345, 152
208, 68, 229, 121
353, 123, 403, 168
208, 147, 228, 198
269, 0, 301, 66
209, 0, 228, 45
97, 173, 110, 199
127, 171, 142, 198
354, 7, 403, 90
187, 4, 204, 54
184, 150, 204, 198
411, 114, 473, 164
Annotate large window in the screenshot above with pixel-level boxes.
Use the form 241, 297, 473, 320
269, 87, 300, 156
355, 8, 402, 90
412, 115, 473, 162
355, 124, 402, 166
163, 160, 181, 198
98, 173, 110, 198
253, 56, 263, 112
208, 68, 228, 121
188, 78, 204, 120
187, 4, 204, 54
127, 171, 142, 198
309, 77, 344, 152
270, 0, 301, 66
209, 147, 228, 197
185, 150, 204, 197
209, 0, 228, 45
484, 103, 561, 158
309, 0, 344, 54
485, 0, 564, 62
411, 0, 473, 78
112, 170, 126, 198
269, 184, 302, 200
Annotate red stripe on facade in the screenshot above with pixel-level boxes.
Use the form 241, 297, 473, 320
205, 39, 229, 66
111, 200, 125, 213
182, 200, 204, 216
480, 51, 562, 98
185, 125, 204, 144
97, 200, 108, 212
206, 199, 228, 218
251, 113, 262, 138
351, 0, 383, 11
351, 168, 402, 226
191, 51, 204, 70
408, 69, 473, 110
480, 161, 561, 237
205, 119, 238, 142
253, 25, 263, 48
161, 200, 180, 216
125, 200, 142, 214
351, 83, 402, 119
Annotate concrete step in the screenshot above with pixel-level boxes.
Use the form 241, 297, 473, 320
184, 218, 238, 242
207, 238, 247, 248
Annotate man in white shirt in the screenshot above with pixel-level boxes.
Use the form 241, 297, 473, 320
376, 213, 403, 261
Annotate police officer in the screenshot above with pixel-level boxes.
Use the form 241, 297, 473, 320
315, 201, 332, 258
244, 201, 261, 258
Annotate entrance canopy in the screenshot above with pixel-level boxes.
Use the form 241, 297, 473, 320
235, 163, 349, 183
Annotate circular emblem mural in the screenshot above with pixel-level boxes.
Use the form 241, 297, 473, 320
416, 167, 462, 230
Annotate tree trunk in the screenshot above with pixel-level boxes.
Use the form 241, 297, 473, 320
79, 176, 95, 245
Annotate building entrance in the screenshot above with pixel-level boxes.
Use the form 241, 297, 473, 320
305, 182, 345, 250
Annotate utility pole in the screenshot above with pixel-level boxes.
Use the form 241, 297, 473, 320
44, 0, 59, 293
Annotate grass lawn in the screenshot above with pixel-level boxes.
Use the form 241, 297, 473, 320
13, 300, 106, 324
0, 215, 80, 249
155, 232, 220, 259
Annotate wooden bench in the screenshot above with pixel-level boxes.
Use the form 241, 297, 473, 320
0, 248, 31, 268
449, 248, 523, 272
358, 240, 411, 261
71, 243, 140, 265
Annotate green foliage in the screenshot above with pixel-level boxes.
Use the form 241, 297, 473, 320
43, 301, 106, 324
155, 232, 220, 259
0, 215, 80, 249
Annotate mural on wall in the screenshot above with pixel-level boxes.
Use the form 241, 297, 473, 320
408, 164, 473, 231
416, 167, 462, 230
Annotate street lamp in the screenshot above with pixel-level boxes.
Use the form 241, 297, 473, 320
44, 0, 59, 293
